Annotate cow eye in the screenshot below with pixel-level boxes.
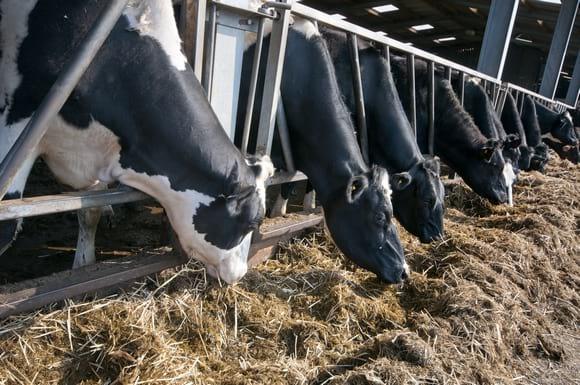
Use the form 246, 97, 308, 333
375, 212, 387, 226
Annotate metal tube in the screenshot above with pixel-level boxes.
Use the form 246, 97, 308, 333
0, 0, 129, 200
192, 0, 207, 81
348, 33, 369, 164
241, 17, 266, 155
275, 97, 295, 173
445, 67, 452, 82
255, 0, 291, 156
201, 3, 217, 97
383, 44, 390, 69
407, 53, 417, 135
459, 72, 466, 106
427, 61, 435, 156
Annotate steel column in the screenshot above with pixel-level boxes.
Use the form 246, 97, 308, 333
427, 61, 435, 156
539, 0, 579, 98
192, 0, 208, 81
348, 33, 370, 165
241, 17, 266, 155
477, 0, 519, 79
407, 54, 417, 135
565, 52, 580, 106
275, 97, 296, 173
459, 72, 466, 106
201, 3, 217, 97
255, 1, 292, 156
0, 0, 129, 201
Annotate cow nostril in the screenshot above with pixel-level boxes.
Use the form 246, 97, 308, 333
400, 269, 409, 281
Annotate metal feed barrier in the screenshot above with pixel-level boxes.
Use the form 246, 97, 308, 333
0, 0, 575, 317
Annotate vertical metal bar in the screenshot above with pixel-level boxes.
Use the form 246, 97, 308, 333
427, 61, 436, 156
445, 67, 452, 82
0, 0, 130, 200
459, 72, 466, 106
241, 17, 266, 155
192, 0, 207, 81
407, 53, 417, 135
492, 83, 500, 108
275, 97, 295, 172
256, 2, 292, 156
348, 33, 369, 165
201, 3, 217, 97
382, 45, 390, 69
481, 79, 488, 96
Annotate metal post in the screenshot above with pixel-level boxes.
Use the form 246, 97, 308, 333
459, 72, 466, 106
565, 52, 580, 106
348, 33, 370, 165
427, 61, 435, 156
407, 53, 417, 135
275, 97, 295, 172
201, 3, 217, 97
518, 91, 524, 115
241, 17, 266, 155
444, 67, 452, 82
539, 0, 579, 98
383, 45, 391, 69
477, 0, 519, 79
255, 1, 292, 156
0, 0, 129, 200
192, 0, 207, 81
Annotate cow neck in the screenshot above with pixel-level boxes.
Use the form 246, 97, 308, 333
280, 29, 368, 205
501, 94, 527, 146
359, 49, 423, 173
432, 80, 487, 166
534, 102, 558, 135
78, 19, 255, 197
521, 97, 542, 146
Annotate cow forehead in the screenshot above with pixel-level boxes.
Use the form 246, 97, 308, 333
124, 0, 187, 71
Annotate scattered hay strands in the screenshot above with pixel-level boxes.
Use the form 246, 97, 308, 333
0, 154, 578, 385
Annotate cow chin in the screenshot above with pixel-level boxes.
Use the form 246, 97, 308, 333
203, 232, 252, 284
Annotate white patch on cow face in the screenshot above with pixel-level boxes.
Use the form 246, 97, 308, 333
125, 0, 188, 71
292, 18, 320, 40
379, 171, 392, 199
0, 0, 39, 118
246, 155, 274, 211
502, 162, 516, 207
41, 116, 252, 284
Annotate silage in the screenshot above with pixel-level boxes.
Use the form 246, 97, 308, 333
0, 154, 578, 385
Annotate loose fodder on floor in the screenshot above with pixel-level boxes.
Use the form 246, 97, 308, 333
0, 155, 578, 385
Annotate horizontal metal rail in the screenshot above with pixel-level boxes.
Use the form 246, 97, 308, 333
0, 210, 323, 318
0, 171, 308, 222
505, 82, 574, 111
0, 0, 129, 201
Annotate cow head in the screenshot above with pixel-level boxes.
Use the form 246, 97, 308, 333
551, 112, 578, 146
544, 139, 580, 164
529, 143, 550, 172
391, 157, 445, 243
324, 167, 408, 284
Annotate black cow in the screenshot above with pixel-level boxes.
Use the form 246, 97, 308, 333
501, 93, 533, 171
0, 0, 274, 284
521, 96, 550, 171
321, 30, 444, 243
534, 103, 579, 164
238, 19, 407, 283
462, 80, 518, 204
390, 57, 509, 204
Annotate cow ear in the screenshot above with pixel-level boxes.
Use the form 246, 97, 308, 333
504, 134, 521, 149
346, 175, 368, 203
391, 172, 412, 191
423, 156, 441, 175
479, 139, 499, 162
249, 155, 275, 183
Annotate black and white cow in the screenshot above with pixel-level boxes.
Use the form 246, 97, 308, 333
0, 0, 274, 284
390, 57, 509, 204
521, 96, 550, 172
238, 20, 408, 283
535, 101, 578, 146
321, 30, 444, 243
534, 102, 579, 164
501, 93, 533, 171
462, 80, 518, 204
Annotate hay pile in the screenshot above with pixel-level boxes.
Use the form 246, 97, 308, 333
0, 155, 578, 385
